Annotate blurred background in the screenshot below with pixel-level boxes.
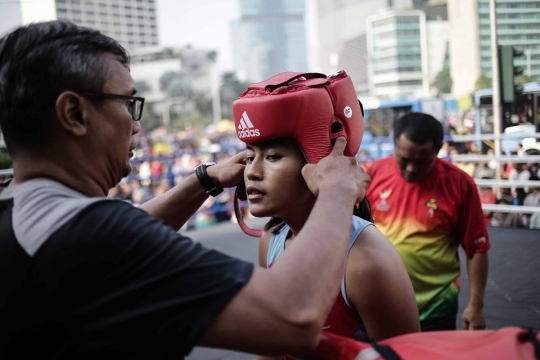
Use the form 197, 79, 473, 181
0, 0, 539, 230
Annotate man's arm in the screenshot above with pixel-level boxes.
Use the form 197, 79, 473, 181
139, 152, 245, 231
458, 173, 490, 330
198, 137, 372, 356
256, 231, 286, 360
462, 252, 489, 330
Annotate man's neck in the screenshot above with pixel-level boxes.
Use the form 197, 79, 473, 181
12, 154, 109, 197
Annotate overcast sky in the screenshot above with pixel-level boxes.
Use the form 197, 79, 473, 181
156, 0, 319, 73
156, 0, 240, 72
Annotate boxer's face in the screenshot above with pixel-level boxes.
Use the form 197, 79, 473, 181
244, 138, 315, 219
394, 134, 437, 182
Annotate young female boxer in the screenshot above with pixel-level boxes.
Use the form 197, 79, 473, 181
232, 71, 420, 360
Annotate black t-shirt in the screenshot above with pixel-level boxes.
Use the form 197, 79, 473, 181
0, 180, 254, 359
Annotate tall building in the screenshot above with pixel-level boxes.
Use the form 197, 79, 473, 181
367, 10, 428, 99
232, 0, 308, 82
0, 0, 57, 37
449, 0, 540, 98
0, 0, 158, 50
316, 0, 441, 96
366, 9, 448, 99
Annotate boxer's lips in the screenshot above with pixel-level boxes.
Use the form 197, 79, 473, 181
246, 185, 265, 201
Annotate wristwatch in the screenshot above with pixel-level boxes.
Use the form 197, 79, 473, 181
194, 162, 223, 197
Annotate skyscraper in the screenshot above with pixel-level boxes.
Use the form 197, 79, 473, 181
366, 10, 429, 99
449, 0, 540, 98
0, 0, 158, 50
316, 0, 439, 96
232, 0, 308, 82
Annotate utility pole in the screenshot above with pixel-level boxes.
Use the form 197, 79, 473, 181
211, 64, 222, 126
162, 97, 185, 128
490, 0, 502, 190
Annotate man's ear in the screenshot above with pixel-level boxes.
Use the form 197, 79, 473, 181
55, 91, 88, 137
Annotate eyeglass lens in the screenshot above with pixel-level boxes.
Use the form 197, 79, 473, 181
129, 99, 141, 120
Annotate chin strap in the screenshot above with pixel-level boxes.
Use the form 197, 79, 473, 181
234, 187, 264, 238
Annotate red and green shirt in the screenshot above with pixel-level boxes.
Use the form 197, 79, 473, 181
366, 156, 490, 321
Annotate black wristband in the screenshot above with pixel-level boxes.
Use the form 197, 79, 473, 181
195, 162, 223, 197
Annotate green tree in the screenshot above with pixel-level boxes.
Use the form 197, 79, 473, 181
475, 73, 492, 90
160, 71, 193, 98
139, 107, 163, 132
518, 74, 533, 85
431, 67, 453, 96
0, 148, 12, 170
193, 92, 213, 118
220, 72, 250, 120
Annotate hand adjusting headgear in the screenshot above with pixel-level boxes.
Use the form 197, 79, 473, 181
232, 71, 364, 237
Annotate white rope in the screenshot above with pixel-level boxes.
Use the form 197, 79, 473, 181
448, 132, 540, 142
482, 204, 540, 214
474, 179, 540, 188
450, 155, 540, 163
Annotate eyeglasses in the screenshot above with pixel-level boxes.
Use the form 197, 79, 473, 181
78, 92, 145, 121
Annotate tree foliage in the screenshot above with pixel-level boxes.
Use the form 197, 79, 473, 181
475, 73, 492, 90
431, 67, 452, 96
0, 148, 12, 170
160, 71, 193, 98
518, 74, 533, 85
220, 72, 250, 120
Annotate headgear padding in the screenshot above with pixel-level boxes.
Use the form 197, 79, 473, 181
233, 71, 364, 164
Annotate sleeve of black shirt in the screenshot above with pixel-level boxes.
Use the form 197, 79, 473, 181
34, 200, 254, 358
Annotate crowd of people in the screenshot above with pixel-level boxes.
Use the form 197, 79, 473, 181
440, 142, 540, 229
105, 129, 246, 229
114, 129, 540, 231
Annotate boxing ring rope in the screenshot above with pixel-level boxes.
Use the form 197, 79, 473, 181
450, 155, 540, 163
447, 132, 540, 142
481, 204, 540, 214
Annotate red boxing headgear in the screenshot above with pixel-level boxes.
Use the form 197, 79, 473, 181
232, 71, 364, 237
232, 71, 364, 164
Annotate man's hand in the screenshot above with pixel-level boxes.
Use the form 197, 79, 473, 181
462, 305, 485, 330
206, 152, 246, 189
301, 137, 371, 206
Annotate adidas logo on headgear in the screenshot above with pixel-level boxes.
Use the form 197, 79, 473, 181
237, 111, 260, 138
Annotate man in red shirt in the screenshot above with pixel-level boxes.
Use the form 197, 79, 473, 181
366, 112, 490, 332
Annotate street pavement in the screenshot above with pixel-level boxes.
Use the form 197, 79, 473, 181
184, 220, 540, 359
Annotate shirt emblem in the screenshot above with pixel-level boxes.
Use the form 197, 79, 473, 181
425, 198, 439, 217
376, 189, 392, 211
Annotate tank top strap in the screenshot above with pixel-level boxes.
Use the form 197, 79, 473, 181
341, 216, 374, 310
267, 224, 289, 268
267, 216, 374, 314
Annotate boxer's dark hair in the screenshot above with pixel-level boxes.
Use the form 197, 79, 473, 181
0, 20, 129, 155
393, 112, 443, 153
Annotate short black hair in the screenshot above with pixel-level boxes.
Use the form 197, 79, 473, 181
393, 112, 443, 153
0, 20, 129, 155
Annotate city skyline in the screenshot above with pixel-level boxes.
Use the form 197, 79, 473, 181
1, 0, 539, 100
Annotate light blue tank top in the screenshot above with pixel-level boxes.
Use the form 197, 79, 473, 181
267, 216, 373, 310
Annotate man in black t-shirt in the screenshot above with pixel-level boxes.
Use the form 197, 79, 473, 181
0, 21, 371, 359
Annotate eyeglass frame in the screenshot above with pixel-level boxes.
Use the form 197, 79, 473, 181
77, 92, 145, 121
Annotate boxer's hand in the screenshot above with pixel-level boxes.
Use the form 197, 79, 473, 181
206, 152, 246, 189
301, 137, 370, 206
